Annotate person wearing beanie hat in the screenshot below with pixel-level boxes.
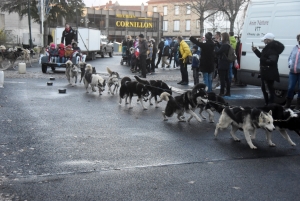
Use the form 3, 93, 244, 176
138, 33, 148, 78
190, 32, 215, 92
48, 43, 58, 62
252, 32, 284, 105
191, 45, 200, 85
61, 23, 77, 46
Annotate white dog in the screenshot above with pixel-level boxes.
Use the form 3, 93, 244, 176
106, 67, 120, 95
83, 64, 106, 95
65, 60, 78, 86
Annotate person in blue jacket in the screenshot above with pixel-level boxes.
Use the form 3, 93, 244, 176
191, 45, 200, 85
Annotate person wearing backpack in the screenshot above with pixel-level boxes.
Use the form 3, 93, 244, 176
191, 46, 200, 85
215, 32, 232, 96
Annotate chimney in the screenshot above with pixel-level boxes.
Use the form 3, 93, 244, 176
141, 3, 144, 11
109, 0, 112, 5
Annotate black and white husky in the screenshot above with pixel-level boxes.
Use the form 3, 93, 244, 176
191, 83, 228, 123
119, 77, 149, 110
65, 60, 78, 86
107, 67, 120, 95
257, 104, 300, 147
134, 76, 172, 108
214, 106, 276, 149
159, 90, 208, 122
83, 64, 106, 95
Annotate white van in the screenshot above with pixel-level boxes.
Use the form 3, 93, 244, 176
238, 0, 300, 103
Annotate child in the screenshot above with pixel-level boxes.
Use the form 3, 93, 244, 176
65, 44, 73, 61
58, 43, 65, 63
191, 45, 200, 85
48, 43, 58, 62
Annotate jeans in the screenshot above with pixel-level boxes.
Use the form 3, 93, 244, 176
179, 59, 188, 83
202, 72, 213, 92
155, 53, 162, 67
287, 72, 300, 98
218, 69, 230, 94
151, 57, 156, 72
261, 79, 275, 104
139, 54, 147, 77
193, 68, 200, 85
228, 62, 233, 82
162, 56, 170, 67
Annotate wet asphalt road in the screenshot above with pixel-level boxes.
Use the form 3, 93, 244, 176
1, 56, 300, 200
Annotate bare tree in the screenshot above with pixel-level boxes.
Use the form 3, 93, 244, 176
179, 0, 219, 36
206, 11, 223, 34
211, 0, 249, 32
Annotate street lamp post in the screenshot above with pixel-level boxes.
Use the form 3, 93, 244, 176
28, 0, 33, 49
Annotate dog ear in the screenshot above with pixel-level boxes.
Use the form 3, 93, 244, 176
268, 110, 272, 116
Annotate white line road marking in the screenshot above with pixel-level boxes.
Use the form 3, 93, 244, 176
5, 81, 26, 83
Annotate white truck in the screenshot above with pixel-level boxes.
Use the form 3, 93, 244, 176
54, 27, 99, 60
99, 35, 114, 58
238, 0, 300, 103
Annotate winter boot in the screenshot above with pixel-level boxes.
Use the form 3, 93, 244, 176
284, 98, 293, 109
295, 98, 300, 110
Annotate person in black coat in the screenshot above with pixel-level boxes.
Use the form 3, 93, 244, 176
122, 35, 133, 66
61, 23, 77, 46
150, 39, 157, 73
252, 33, 284, 105
155, 38, 165, 68
215, 32, 231, 96
190, 32, 215, 92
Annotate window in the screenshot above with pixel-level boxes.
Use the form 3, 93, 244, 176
153, 6, 157, 12
186, 20, 191, 31
196, 20, 200, 28
163, 6, 167, 15
186, 5, 191, 14
174, 5, 179, 15
173, 20, 180, 31
163, 21, 168, 31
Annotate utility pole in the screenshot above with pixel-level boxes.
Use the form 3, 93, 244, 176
41, 0, 44, 47
28, 0, 33, 49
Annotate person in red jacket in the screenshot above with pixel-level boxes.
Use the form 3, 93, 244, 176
58, 43, 65, 63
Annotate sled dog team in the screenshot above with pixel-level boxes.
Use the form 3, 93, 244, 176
64, 60, 300, 150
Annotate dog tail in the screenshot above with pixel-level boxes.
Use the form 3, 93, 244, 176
107, 67, 113, 75
160, 92, 171, 102
223, 106, 239, 123
134, 75, 149, 85
65, 60, 73, 67
85, 64, 93, 71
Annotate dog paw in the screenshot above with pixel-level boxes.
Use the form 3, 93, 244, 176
269, 143, 276, 147
291, 142, 296, 146
111, 93, 114, 95
71, 85, 75, 87
250, 145, 257, 149
143, 108, 148, 110
128, 106, 133, 109
125, 102, 129, 105
163, 119, 168, 121
234, 138, 241, 142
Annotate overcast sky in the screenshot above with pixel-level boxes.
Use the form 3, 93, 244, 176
83, 0, 147, 7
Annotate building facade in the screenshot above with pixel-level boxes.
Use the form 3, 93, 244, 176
147, 0, 232, 39
0, 12, 41, 46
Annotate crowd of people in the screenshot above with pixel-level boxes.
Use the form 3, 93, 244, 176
122, 32, 241, 96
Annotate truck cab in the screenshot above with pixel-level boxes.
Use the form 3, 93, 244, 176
99, 35, 113, 58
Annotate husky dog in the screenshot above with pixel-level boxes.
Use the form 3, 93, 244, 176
119, 77, 149, 110
65, 60, 78, 86
134, 76, 172, 108
214, 106, 276, 149
191, 83, 229, 123
257, 104, 299, 147
107, 67, 120, 95
159, 90, 208, 122
78, 62, 87, 83
83, 64, 106, 95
